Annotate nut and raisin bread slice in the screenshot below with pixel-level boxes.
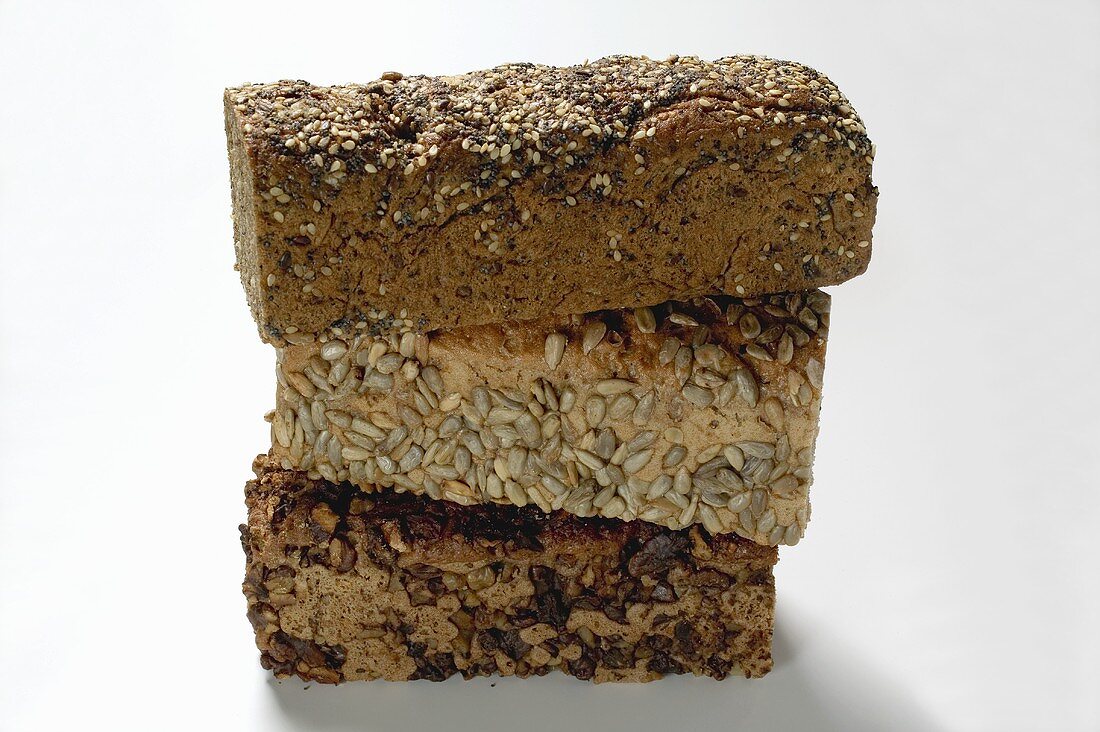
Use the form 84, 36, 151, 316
243, 456, 776, 682
225, 55, 875, 344
269, 292, 826, 545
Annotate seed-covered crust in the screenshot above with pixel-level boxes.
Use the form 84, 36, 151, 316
225, 55, 875, 344
269, 292, 827, 546
243, 456, 776, 682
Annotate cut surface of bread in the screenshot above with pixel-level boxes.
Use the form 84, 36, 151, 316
243, 456, 777, 682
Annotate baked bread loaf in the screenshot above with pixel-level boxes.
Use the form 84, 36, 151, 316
269, 292, 826, 545
243, 456, 777, 682
225, 55, 875, 343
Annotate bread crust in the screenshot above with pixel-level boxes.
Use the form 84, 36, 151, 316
243, 456, 776, 682
225, 55, 875, 343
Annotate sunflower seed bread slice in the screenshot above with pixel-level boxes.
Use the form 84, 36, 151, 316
268, 292, 827, 546
243, 456, 777, 682
225, 55, 875, 344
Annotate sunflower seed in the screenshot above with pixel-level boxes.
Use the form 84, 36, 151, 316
320, 340, 348, 361
771, 474, 800, 495
632, 392, 656, 425
340, 445, 372, 461
776, 435, 791, 463
787, 323, 811, 347
541, 474, 568, 496
622, 449, 653, 475
608, 394, 636, 420
699, 505, 724, 534
756, 508, 777, 533
634, 307, 657, 333
592, 484, 616, 508
582, 321, 607, 354
674, 346, 693, 385
777, 334, 794, 365
733, 368, 758, 407
486, 406, 523, 425
682, 384, 714, 407
285, 371, 317, 398
472, 386, 491, 417
767, 525, 785, 546
343, 430, 374, 449
398, 404, 423, 426
461, 431, 486, 457
420, 366, 444, 395
783, 523, 802, 545
558, 388, 576, 413
658, 337, 680, 365
751, 488, 768, 515
807, 290, 830, 313
399, 445, 424, 472
696, 455, 728, 475
666, 491, 689, 509
646, 474, 673, 500
544, 333, 567, 369
395, 331, 414, 358
663, 446, 686, 467
745, 343, 772, 361
595, 378, 636, 396
375, 353, 404, 375
485, 473, 504, 498
805, 358, 824, 389
602, 436, 625, 465
505, 480, 527, 506
376, 455, 397, 475
739, 312, 761, 339
673, 467, 692, 495
328, 359, 350, 386
757, 325, 782, 345
515, 412, 542, 447
693, 368, 725, 389
725, 302, 744, 324
363, 370, 394, 391
585, 396, 606, 427
574, 448, 604, 470
678, 495, 699, 525
798, 307, 818, 331
602, 496, 627, 518
668, 311, 698, 327
663, 427, 683, 444
586, 430, 611, 462
626, 431, 657, 453
436, 415, 459, 439
727, 492, 751, 513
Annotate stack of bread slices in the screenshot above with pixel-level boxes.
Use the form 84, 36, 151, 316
225, 55, 875, 683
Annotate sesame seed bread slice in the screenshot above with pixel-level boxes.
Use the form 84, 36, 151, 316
243, 456, 777, 682
269, 292, 827, 546
225, 55, 874, 344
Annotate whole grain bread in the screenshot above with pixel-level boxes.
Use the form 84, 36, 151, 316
243, 456, 777, 682
225, 55, 875, 343
271, 293, 825, 545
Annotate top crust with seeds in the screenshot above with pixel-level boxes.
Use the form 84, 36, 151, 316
226, 55, 875, 344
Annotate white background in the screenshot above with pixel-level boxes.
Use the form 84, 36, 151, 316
1, 1, 1097, 730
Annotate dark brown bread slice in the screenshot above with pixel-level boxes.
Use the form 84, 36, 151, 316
242, 456, 777, 682
225, 55, 875, 344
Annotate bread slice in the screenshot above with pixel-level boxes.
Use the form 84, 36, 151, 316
268, 292, 826, 546
243, 456, 777, 682
225, 55, 875, 344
